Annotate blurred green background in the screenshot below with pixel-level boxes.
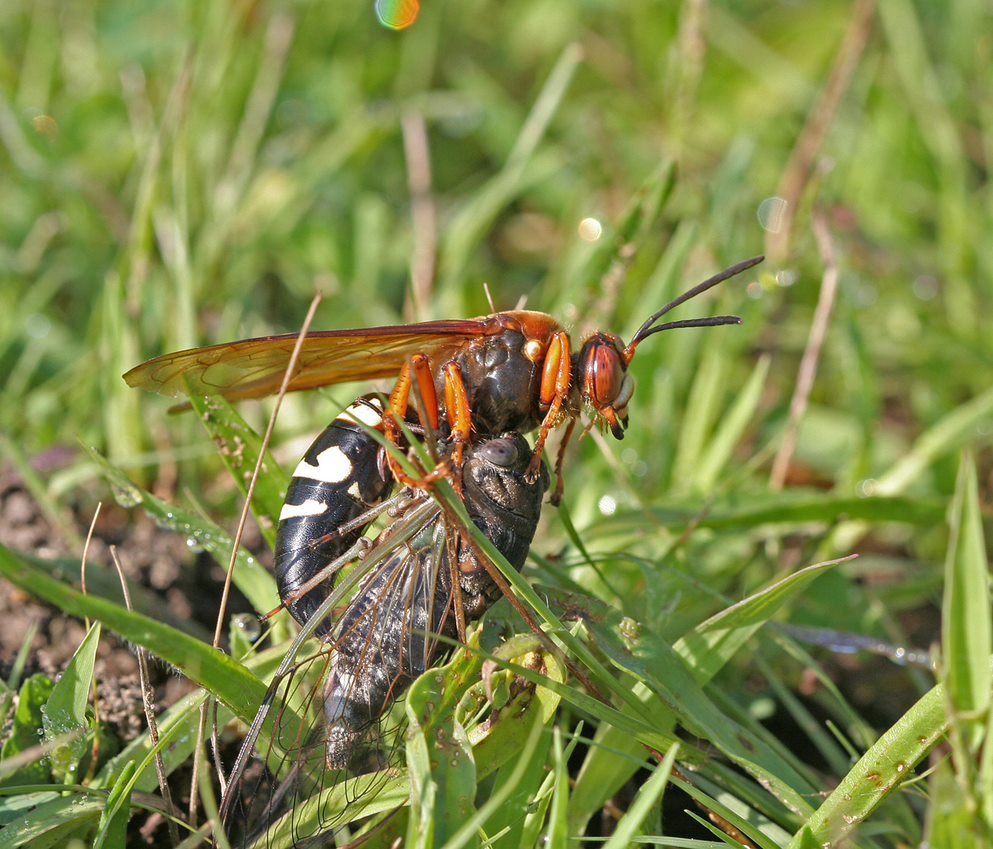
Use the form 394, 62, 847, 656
2, 0, 992, 846
6, 0, 989, 476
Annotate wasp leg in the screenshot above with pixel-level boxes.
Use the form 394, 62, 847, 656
550, 416, 578, 506
385, 355, 452, 489
441, 361, 473, 491
528, 330, 572, 482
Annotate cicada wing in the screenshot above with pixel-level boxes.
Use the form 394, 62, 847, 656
221, 499, 457, 847
123, 320, 494, 401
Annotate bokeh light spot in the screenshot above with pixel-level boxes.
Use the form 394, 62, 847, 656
577, 217, 602, 242
776, 269, 797, 288
598, 494, 617, 516
757, 196, 788, 233
25, 313, 51, 340
912, 275, 939, 301
375, 0, 420, 30
857, 478, 877, 497
32, 115, 59, 138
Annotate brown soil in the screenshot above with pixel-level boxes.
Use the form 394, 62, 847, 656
0, 456, 262, 844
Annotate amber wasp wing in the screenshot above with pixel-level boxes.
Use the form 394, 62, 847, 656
122, 320, 496, 402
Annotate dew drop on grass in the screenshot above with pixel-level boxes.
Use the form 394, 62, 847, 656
232, 613, 261, 641
111, 484, 140, 508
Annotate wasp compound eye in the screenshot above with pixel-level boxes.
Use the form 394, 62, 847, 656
577, 333, 627, 414
477, 436, 520, 468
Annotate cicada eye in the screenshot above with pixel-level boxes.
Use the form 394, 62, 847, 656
477, 436, 520, 468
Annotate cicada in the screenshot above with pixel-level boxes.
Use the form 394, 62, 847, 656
220, 429, 547, 846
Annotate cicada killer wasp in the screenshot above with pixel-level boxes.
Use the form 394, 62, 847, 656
123, 256, 762, 502
219, 428, 548, 846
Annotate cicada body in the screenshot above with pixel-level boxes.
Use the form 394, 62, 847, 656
221, 432, 547, 845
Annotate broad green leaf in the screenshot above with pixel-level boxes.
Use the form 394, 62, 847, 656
43, 623, 100, 783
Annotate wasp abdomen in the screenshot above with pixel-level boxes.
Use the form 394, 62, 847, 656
274, 397, 393, 633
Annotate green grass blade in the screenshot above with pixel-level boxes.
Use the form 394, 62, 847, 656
187, 394, 290, 546
85, 445, 278, 615
0, 793, 102, 848
93, 761, 135, 849
693, 354, 770, 493
942, 451, 992, 720
676, 556, 849, 685
0, 545, 268, 727
601, 743, 677, 849
788, 682, 950, 848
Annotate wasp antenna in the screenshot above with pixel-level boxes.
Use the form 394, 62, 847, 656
629, 315, 742, 348
628, 255, 763, 349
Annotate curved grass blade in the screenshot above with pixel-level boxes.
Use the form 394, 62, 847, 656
0, 544, 271, 730
85, 445, 278, 615
788, 681, 949, 848
187, 393, 290, 548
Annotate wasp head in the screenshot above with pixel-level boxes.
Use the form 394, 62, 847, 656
576, 332, 633, 439
578, 255, 764, 440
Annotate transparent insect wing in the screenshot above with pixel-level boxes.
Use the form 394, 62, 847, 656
221, 432, 547, 847
222, 493, 447, 846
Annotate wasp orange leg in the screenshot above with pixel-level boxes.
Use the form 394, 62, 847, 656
528, 330, 572, 482
384, 355, 451, 489
442, 362, 472, 486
